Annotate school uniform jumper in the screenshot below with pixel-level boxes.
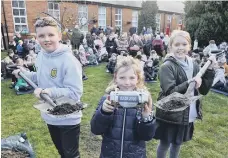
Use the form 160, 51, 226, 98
23, 44, 83, 158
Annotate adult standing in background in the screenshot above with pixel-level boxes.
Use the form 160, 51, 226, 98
71, 25, 84, 50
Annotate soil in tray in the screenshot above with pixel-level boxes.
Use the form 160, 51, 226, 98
160, 100, 185, 110
47, 103, 83, 115
1, 149, 29, 158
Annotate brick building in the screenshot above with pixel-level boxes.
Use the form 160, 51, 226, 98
1, 0, 184, 49
156, 1, 185, 35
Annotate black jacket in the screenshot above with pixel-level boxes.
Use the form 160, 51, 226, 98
158, 56, 215, 120
91, 96, 156, 158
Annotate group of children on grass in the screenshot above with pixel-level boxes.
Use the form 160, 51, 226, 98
70, 25, 162, 82
11, 16, 218, 158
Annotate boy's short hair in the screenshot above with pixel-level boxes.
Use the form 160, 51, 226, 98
34, 17, 61, 32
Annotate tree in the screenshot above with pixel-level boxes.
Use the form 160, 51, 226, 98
184, 1, 228, 47
138, 0, 158, 34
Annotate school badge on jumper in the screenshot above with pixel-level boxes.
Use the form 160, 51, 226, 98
51, 68, 57, 78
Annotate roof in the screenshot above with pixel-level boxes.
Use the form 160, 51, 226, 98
82, 0, 142, 9
82, 0, 185, 14
157, 1, 185, 14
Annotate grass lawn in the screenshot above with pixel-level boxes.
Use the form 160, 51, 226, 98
1, 57, 228, 157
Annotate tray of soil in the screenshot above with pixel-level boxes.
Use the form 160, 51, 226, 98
1, 149, 30, 158
47, 102, 85, 115
155, 91, 201, 125
33, 96, 87, 115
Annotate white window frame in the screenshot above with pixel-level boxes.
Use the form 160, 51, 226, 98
132, 10, 138, 29
11, 0, 29, 33
156, 13, 161, 32
48, 2, 60, 21
167, 15, 172, 27
178, 15, 183, 25
78, 5, 88, 33
115, 8, 122, 31
98, 6, 106, 29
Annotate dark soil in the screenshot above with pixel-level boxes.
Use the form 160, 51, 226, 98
1, 149, 29, 158
159, 100, 185, 111
47, 102, 84, 115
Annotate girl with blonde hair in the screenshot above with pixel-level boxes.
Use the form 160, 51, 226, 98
154, 30, 216, 158
91, 56, 156, 158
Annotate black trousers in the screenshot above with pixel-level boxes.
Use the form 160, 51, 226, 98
47, 124, 80, 158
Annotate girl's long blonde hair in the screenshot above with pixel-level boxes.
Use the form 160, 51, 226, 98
105, 56, 147, 93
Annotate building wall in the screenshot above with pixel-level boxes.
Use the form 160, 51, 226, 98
105, 6, 116, 28
87, 4, 98, 31
59, 2, 78, 29
26, 1, 48, 34
2, 0, 183, 43
106, 6, 112, 26
122, 8, 132, 33
1, 1, 14, 36
159, 12, 183, 34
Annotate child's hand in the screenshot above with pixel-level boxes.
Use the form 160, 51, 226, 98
34, 88, 51, 98
105, 85, 119, 94
142, 94, 153, 118
190, 76, 202, 89
102, 99, 115, 113
12, 66, 28, 78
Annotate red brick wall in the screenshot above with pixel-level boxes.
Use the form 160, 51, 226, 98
88, 4, 98, 31
106, 7, 111, 27
2, 0, 184, 41
122, 8, 132, 33
111, 7, 116, 28
160, 13, 183, 34
26, 0, 48, 34
60, 2, 78, 30
2, 1, 14, 37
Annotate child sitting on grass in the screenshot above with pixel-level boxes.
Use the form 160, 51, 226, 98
14, 58, 31, 92
212, 54, 228, 92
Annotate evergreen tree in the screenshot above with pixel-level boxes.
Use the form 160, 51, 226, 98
184, 1, 228, 47
138, 0, 158, 34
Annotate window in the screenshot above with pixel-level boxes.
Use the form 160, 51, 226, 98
156, 13, 161, 31
167, 14, 172, 27
78, 5, 88, 33
98, 6, 106, 29
132, 10, 138, 29
48, 2, 60, 21
178, 15, 183, 25
12, 0, 28, 33
115, 8, 122, 31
